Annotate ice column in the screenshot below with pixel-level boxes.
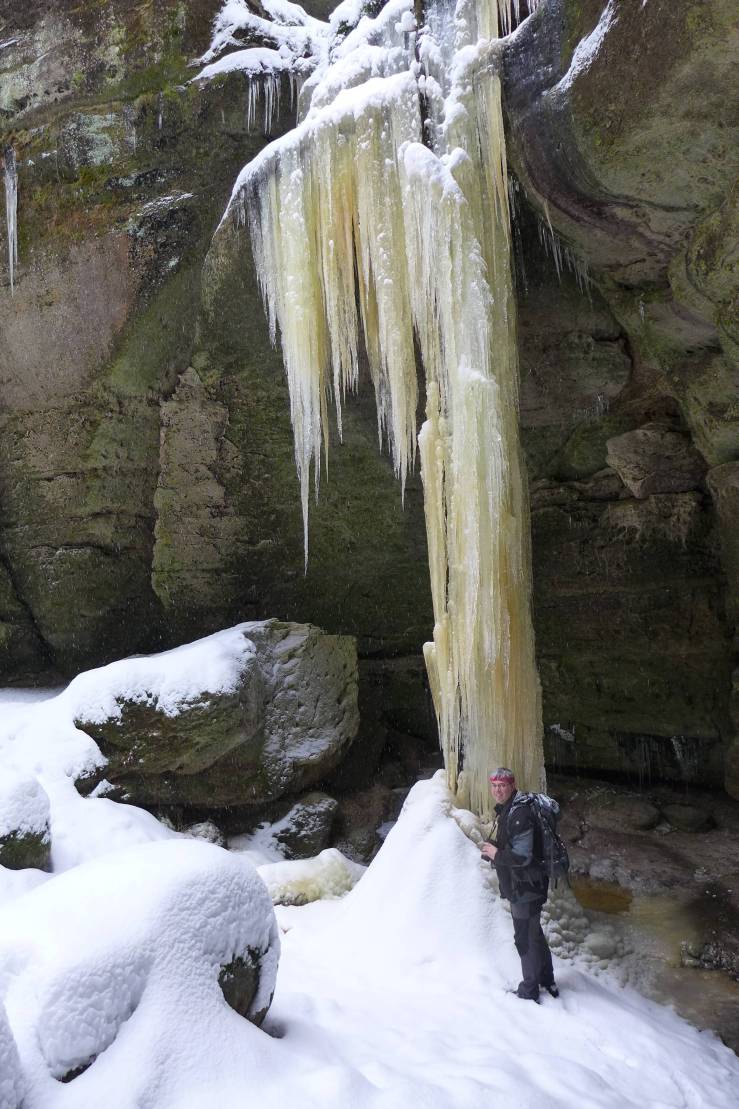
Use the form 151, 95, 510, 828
237, 0, 544, 813
4, 146, 18, 294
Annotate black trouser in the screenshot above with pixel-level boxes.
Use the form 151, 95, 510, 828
511, 900, 554, 999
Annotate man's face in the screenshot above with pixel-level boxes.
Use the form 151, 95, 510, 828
489, 779, 516, 805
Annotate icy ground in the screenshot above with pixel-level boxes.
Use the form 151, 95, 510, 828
1, 656, 739, 1107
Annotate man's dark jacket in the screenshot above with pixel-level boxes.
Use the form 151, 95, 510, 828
492, 792, 548, 905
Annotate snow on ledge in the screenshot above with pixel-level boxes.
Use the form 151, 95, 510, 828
59, 624, 257, 724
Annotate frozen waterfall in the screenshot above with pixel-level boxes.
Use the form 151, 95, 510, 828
226, 0, 545, 814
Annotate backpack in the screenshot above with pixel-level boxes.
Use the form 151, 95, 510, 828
515, 792, 570, 888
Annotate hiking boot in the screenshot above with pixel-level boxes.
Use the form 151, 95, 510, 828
514, 987, 540, 1003
543, 983, 559, 998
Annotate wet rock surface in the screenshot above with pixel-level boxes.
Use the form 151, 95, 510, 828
551, 773, 739, 982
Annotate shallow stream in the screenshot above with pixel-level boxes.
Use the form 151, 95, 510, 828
572, 876, 739, 1055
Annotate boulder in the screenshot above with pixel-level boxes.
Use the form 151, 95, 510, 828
661, 803, 713, 834
0, 840, 279, 1092
73, 621, 358, 809
584, 794, 660, 834
606, 425, 707, 499
268, 792, 339, 860
0, 775, 51, 872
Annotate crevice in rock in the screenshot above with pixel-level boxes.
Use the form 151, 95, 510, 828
0, 546, 54, 669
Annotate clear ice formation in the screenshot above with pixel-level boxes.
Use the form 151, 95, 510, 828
226, 0, 545, 811
4, 146, 18, 294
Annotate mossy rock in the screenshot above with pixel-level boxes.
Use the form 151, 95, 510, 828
0, 829, 51, 872
74, 620, 359, 809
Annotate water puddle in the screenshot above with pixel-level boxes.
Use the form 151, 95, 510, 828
572, 877, 739, 1054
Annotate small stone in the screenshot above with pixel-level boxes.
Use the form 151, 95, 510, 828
584, 932, 617, 960
661, 803, 712, 833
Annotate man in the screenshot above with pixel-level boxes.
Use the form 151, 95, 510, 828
480, 767, 558, 1003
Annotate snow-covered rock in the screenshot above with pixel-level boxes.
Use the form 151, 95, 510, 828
0, 839, 279, 1098
258, 847, 366, 906
72, 620, 358, 809
265, 792, 339, 860
0, 774, 51, 872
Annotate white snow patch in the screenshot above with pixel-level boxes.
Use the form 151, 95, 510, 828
0, 1000, 24, 1109
0, 840, 279, 1101
0, 774, 49, 840
194, 46, 290, 82
0, 866, 49, 910
60, 623, 256, 723
554, 0, 617, 94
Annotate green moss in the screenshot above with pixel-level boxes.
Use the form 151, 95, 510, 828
0, 830, 51, 872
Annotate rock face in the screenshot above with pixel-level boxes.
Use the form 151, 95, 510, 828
0, 0, 431, 681
0, 1, 735, 792
75, 621, 359, 809
505, 0, 737, 787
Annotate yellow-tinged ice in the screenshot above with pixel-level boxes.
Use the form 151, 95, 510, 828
238, 0, 544, 814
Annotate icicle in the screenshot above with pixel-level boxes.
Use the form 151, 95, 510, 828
3, 146, 18, 294
237, 0, 544, 811
538, 202, 591, 291
245, 73, 286, 136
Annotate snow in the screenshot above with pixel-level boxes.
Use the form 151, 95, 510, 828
0, 775, 49, 840
1, 627, 259, 878
0, 840, 279, 1105
0, 674, 738, 1109
553, 0, 617, 94
60, 623, 256, 723
266, 777, 739, 1108
194, 46, 290, 82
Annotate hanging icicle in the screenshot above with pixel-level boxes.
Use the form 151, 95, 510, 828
4, 146, 18, 294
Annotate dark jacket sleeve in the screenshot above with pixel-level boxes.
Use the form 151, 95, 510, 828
494, 806, 536, 871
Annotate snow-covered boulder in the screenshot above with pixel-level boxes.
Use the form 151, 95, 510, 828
0, 774, 51, 872
71, 620, 358, 809
264, 792, 339, 860
0, 839, 279, 1095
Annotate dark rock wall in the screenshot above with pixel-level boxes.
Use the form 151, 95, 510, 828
504, 0, 737, 790
1, 1, 735, 790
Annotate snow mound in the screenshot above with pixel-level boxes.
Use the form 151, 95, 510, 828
258, 848, 365, 905
0, 840, 279, 1101
270, 774, 739, 1108
0, 774, 50, 840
